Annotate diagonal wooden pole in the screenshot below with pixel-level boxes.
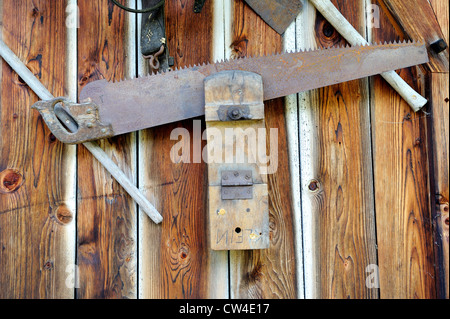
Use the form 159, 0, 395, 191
309, 0, 428, 112
0, 39, 163, 224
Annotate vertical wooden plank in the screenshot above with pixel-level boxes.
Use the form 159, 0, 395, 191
295, 1, 321, 298
429, 73, 449, 299
76, 0, 137, 299
429, 0, 449, 300
0, 0, 76, 298
429, 0, 449, 44
229, 0, 297, 299
138, 0, 217, 298
297, 0, 378, 299
369, 0, 436, 299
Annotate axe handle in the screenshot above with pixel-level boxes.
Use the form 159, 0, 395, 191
0, 39, 163, 224
309, 0, 428, 112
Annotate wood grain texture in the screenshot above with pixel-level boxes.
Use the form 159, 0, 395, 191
378, 0, 449, 73
370, 0, 436, 299
429, 0, 449, 300
138, 0, 216, 298
283, 21, 304, 299
297, 0, 378, 299
76, 0, 137, 299
0, 0, 76, 298
428, 73, 449, 299
229, 0, 297, 299
429, 0, 449, 44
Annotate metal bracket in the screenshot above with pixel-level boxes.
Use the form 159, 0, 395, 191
221, 170, 253, 200
217, 105, 254, 122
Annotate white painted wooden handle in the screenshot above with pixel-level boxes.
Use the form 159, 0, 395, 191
0, 39, 163, 224
309, 0, 428, 112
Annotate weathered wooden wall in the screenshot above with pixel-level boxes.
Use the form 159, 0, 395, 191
294, 0, 378, 299
0, 0, 76, 299
0, 0, 448, 299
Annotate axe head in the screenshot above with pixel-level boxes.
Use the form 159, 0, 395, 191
244, 0, 302, 34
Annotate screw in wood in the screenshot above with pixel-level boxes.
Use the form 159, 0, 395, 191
308, 179, 320, 192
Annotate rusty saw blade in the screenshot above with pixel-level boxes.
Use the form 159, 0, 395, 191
32, 41, 428, 144
244, 0, 302, 34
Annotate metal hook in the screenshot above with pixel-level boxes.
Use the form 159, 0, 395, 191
144, 45, 165, 70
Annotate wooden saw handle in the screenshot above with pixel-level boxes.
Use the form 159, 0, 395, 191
309, 0, 428, 112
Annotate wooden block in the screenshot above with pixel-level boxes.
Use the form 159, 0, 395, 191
205, 70, 269, 250
209, 184, 269, 250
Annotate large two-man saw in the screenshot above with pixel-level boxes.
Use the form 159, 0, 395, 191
32, 41, 428, 144
30, 41, 429, 246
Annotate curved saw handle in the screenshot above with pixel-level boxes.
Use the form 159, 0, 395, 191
309, 0, 428, 112
31, 97, 114, 144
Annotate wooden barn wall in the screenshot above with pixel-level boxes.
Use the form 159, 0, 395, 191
0, 0, 76, 298
0, 0, 448, 299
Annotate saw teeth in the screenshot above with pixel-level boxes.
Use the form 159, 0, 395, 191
96, 40, 425, 85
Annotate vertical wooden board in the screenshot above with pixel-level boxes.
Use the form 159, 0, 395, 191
76, 0, 137, 299
138, 0, 218, 298
429, 0, 449, 44
295, 2, 321, 299
429, 73, 449, 299
370, 0, 436, 299
0, 1, 76, 298
204, 71, 269, 251
429, 0, 449, 299
229, 0, 297, 299
283, 21, 305, 299
297, 0, 378, 299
